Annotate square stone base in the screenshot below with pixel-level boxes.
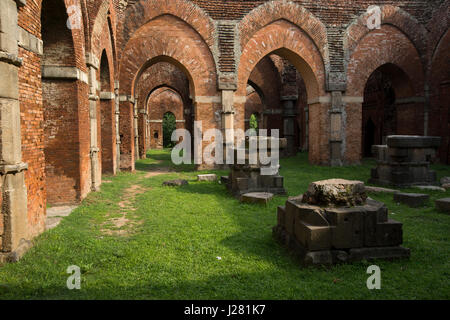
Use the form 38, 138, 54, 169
273, 225, 410, 266
0, 239, 32, 265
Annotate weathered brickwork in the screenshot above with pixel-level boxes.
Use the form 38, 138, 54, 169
135, 62, 190, 156
0, 0, 448, 262
147, 88, 186, 149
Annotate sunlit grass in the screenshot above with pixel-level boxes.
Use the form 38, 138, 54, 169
0, 150, 448, 300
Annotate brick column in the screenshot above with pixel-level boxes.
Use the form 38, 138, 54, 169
303, 105, 309, 151
114, 81, 121, 172
139, 107, 148, 158
119, 95, 135, 171
221, 90, 235, 165
0, 0, 31, 264
330, 91, 344, 166
86, 54, 101, 191
134, 97, 139, 160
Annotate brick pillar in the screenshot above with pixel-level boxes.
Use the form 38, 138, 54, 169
134, 97, 140, 161
221, 90, 235, 165
119, 95, 135, 171
139, 107, 148, 158
303, 105, 309, 152
0, 0, 31, 264
99, 91, 117, 174
282, 96, 298, 156
114, 81, 121, 172
87, 55, 101, 191
329, 92, 344, 166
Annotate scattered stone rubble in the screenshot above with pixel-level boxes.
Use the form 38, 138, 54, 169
226, 136, 287, 199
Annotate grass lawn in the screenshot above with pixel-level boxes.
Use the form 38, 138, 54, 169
0, 149, 449, 299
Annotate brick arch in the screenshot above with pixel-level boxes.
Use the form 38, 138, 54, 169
346, 24, 424, 97
429, 27, 450, 163
239, 0, 329, 70
118, 14, 217, 98
148, 87, 185, 121
248, 56, 282, 110
427, 3, 450, 72
247, 80, 266, 107
136, 62, 190, 109
146, 85, 187, 106
344, 5, 428, 71
237, 20, 325, 100
99, 49, 117, 174
345, 24, 425, 164
147, 87, 185, 150
118, 0, 215, 57
39, 0, 88, 70
90, 0, 114, 56
237, 19, 327, 164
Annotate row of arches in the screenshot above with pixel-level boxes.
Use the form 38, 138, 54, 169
119, 1, 449, 168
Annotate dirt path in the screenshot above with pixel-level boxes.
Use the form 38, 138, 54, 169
101, 167, 173, 236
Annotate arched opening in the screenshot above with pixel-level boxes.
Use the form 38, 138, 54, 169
163, 112, 177, 148
146, 87, 185, 150
118, 12, 218, 169
244, 83, 264, 132
242, 50, 316, 157
99, 50, 116, 174
134, 62, 191, 158
41, 0, 81, 205
249, 113, 259, 132
236, 19, 326, 163
362, 63, 416, 156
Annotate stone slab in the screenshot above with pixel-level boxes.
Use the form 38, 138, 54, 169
440, 177, 450, 185
348, 246, 411, 262
414, 185, 446, 192
162, 179, 189, 187
197, 174, 217, 182
386, 135, 441, 149
46, 205, 77, 218
240, 192, 274, 205
302, 179, 367, 207
365, 186, 399, 194
393, 192, 430, 208
435, 198, 450, 213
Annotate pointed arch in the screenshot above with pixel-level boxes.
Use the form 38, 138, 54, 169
344, 5, 428, 71
118, 0, 215, 58
239, 0, 329, 71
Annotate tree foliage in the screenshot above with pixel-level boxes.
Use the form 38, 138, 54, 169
163, 112, 177, 148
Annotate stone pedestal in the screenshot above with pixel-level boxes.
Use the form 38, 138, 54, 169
273, 179, 410, 265
282, 97, 297, 157
369, 135, 441, 187
226, 137, 287, 197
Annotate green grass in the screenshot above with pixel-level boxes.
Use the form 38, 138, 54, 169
0, 149, 449, 299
